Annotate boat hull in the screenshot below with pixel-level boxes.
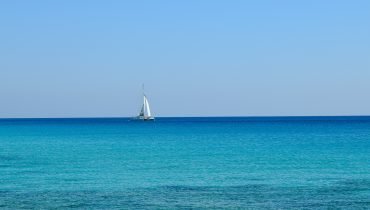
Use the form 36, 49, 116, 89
133, 116, 155, 121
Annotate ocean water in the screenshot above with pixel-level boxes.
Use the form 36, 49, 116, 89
0, 117, 369, 209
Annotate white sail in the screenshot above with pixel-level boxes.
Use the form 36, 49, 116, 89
144, 95, 152, 117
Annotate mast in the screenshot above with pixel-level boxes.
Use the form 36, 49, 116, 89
142, 84, 146, 117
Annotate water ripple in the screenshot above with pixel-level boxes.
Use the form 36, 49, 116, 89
0, 182, 369, 209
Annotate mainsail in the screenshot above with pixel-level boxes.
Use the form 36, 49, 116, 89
144, 95, 152, 117
139, 104, 145, 117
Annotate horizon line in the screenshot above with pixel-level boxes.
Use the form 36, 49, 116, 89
0, 115, 370, 120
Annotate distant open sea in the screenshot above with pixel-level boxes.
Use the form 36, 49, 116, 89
0, 117, 369, 209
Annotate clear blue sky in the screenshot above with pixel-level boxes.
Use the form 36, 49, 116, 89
0, 0, 369, 118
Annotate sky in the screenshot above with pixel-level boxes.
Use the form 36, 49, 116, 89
0, 0, 369, 118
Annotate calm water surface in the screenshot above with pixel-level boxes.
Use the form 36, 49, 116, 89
0, 117, 369, 209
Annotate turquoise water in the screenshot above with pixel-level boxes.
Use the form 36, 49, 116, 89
0, 117, 369, 209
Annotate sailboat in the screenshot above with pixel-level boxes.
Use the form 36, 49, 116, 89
135, 86, 155, 121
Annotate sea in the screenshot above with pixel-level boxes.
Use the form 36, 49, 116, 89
0, 117, 369, 209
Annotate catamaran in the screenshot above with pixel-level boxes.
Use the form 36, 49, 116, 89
135, 87, 155, 121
